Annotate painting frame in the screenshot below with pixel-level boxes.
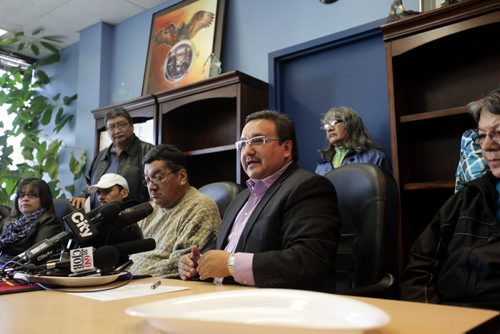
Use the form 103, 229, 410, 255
142, 0, 225, 95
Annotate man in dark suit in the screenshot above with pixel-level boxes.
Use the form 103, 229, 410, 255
179, 110, 340, 292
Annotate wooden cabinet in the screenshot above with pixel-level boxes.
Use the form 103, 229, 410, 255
381, 0, 500, 262
155, 70, 268, 188
92, 95, 158, 154
92, 71, 269, 188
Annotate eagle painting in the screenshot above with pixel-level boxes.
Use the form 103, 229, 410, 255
152, 10, 215, 83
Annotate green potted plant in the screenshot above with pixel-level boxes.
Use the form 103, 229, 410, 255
0, 29, 87, 206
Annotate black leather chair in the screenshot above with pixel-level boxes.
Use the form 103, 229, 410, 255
0, 204, 10, 220
199, 181, 241, 218
53, 198, 74, 221
324, 164, 400, 298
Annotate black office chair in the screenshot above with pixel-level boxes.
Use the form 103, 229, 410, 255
0, 204, 10, 220
53, 198, 74, 221
199, 181, 241, 218
324, 164, 400, 299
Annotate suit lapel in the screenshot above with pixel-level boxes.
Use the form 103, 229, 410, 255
235, 164, 297, 251
217, 190, 249, 249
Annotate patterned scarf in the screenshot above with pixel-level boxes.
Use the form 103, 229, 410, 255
0, 208, 45, 248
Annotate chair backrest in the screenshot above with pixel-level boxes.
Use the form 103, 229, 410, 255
198, 181, 241, 218
324, 163, 400, 298
53, 198, 74, 221
0, 204, 10, 220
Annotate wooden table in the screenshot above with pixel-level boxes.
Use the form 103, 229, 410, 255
0, 277, 497, 333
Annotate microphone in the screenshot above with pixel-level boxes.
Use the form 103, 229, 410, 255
112, 238, 156, 257
113, 202, 154, 229
31, 245, 119, 276
63, 202, 121, 245
87, 201, 122, 228
12, 231, 73, 265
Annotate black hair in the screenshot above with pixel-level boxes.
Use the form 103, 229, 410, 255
143, 144, 189, 176
10, 177, 55, 218
245, 110, 299, 162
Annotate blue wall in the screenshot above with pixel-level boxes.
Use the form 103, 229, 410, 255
269, 20, 392, 172
52, 0, 420, 192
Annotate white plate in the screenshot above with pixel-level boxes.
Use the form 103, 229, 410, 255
13, 272, 127, 287
125, 289, 390, 334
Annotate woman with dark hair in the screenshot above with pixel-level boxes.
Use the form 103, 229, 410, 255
315, 106, 392, 176
0, 178, 62, 263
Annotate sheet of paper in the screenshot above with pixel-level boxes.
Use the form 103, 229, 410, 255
70, 284, 188, 301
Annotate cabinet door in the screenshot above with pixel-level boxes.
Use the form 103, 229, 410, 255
382, 0, 500, 262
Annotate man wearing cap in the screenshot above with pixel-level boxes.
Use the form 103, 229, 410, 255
88, 173, 131, 210
87, 173, 144, 247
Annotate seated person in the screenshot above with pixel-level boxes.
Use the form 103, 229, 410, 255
315, 106, 391, 176
178, 110, 340, 292
0, 178, 62, 264
86, 173, 143, 247
128, 144, 221, 278
400, 87, 500, 310
455, 129, 489, 192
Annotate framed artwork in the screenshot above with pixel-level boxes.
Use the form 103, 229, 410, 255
142, 0, 225, 95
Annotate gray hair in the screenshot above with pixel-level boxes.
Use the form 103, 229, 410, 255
319, 106, 381, 159
104, 107, 133, 125
468, 87, 500, 123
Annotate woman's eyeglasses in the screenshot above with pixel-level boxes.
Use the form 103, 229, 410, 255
18, 192, 39, 199
475, 126, 500, 146
322, 119, 343, 130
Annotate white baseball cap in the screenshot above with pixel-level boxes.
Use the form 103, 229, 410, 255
88, 173, 129, 193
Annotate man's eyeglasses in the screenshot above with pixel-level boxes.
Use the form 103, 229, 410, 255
322, 119, 343, 130
143, 171, 176, 186
106, 121, 130, 131
235, 136, 282, 151
475, 127, 500, 146
18, 192, 39, 199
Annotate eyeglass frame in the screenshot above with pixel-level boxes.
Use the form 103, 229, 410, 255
143, 170, 178, 187
235, 135, 282, 151
474, 126, 500, 146
106, 121, 131, 131
17, 192, 39, 199
321, 119, 343, 130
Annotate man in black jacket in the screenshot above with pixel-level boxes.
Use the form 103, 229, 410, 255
178, 110, 340, 292
71, 107, 153, 210
400, 87, 500, 310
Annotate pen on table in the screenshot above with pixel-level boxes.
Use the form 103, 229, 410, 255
150, 280, 161, 290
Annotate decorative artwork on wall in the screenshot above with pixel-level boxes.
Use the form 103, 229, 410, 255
142, 0, 225, 95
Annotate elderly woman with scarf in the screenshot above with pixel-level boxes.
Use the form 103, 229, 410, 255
0, 178, 62, 264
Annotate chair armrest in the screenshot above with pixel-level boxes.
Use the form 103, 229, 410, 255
337, 273, 397, 298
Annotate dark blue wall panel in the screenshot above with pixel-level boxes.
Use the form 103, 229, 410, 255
269, 19, 391, 172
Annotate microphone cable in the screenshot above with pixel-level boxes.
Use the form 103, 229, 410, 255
28, 271, 134, 294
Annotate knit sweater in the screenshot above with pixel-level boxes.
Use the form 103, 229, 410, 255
129, 187, 221, 278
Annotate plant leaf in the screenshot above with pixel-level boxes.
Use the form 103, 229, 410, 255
40, 41, 59, 53
30, 44, 40, 56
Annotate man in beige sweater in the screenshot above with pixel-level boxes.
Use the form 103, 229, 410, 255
129, 144, 221, 278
